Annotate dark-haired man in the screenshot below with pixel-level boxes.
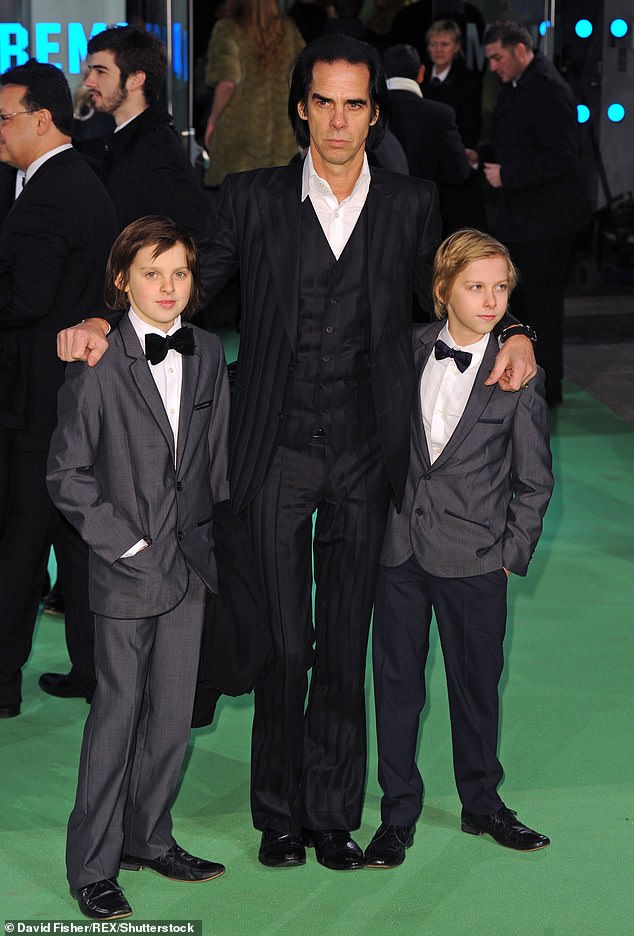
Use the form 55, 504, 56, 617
0, 61, 118, 717
58, 34, 536, 871
83, 25, 209, 240
473, 21, 589, 406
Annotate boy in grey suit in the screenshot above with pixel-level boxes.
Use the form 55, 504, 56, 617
364, 230, 554, 868
47, 217, 230, 919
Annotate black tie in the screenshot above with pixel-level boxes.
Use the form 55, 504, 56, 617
145, 327, 195, 365
434, 339, 472, 373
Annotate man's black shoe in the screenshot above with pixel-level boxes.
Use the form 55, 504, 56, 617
38, 672, 92, 703
0, 704, 20, 718
258, 830, 306, 867
303, 829, 364, 870
461, 805, 550, 851
72, 877, 132, 920
364, 823, 415, 868
120, 843, 224, 881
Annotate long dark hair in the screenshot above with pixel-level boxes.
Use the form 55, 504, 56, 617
288, 34, 390, 151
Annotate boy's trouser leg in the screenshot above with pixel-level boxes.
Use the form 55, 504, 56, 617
373, 557, 433, 827
430, 570, 507, 815
66, 573, 206, 889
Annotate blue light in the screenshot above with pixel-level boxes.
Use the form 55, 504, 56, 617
577, 104, 591, 124
539, 19, 551, 37
607, 103, 626, 123
610, 18, 629, 38
575, 19, 593, 38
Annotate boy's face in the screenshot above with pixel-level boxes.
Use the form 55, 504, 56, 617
441, 255, 510, 346
121, 242, 191, 332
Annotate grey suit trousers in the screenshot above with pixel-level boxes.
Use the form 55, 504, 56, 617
66, 570, 207, 889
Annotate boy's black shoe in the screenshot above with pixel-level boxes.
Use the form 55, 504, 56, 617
121, 843, 225, 881
364, 824, 415, 868
73, 877, 132, 919
461, 805, 550, 851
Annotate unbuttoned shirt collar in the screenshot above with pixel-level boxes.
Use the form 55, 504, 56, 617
24, 142, 73, 185
386, 76, 423, 97
301, 149, 371, 260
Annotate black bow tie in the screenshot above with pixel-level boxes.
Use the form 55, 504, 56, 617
434, 339, 472, 373
145, 327, 195, 365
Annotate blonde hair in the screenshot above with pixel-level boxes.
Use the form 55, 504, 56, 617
432, 228, 518, 320
225, 0, 289, 70
426, 19, 463, 52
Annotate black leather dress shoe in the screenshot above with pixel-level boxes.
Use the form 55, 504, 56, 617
303, 829, 364, 871
0, 704, 20, 718
38, 672, 92, 703
364, 823, 415, 868
258, 830, 306, 867
120, 843, 224, 881
73, 877, 132, 920
461, 805, 550, 851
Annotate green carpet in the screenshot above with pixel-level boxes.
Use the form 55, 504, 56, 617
1, 379, 632, 935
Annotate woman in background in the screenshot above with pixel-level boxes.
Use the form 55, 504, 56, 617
203, 0, 305, 189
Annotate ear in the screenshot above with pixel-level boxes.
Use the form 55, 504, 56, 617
115, 272, 129, 293
369, 104, 379, 127
125, 69, 146, 93
297, 100, 308, 121
34, 108, 53, 136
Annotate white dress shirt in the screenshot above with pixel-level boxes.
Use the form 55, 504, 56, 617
420, 324, 489, 463
24, 142, 73, 185
122, 309, 185, 557
386, 76, 423, 97
301, 149, 371, 259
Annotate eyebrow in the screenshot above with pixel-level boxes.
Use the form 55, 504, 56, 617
311, 92, 368, 106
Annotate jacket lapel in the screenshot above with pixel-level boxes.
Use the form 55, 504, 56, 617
254, 163, 302, 346
367, 172, 404, 351
120, 316, 176, 465
431, 334, 498, 468
412, 325, 441, 471
175, 348, 200, 471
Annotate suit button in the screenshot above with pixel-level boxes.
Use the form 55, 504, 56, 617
177, 531, 184, 541
423, 474, 431, 480
325, 326, 334, 334
415, 508, 423, 516
176, 482, 183, 491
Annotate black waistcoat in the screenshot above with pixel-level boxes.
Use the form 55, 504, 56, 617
282, 198, 377, 451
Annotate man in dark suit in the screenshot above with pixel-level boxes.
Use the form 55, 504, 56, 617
58, 35, 537, 871
383, 44, 472, 236
474, 21, 590, 406
0, 60, 118, 718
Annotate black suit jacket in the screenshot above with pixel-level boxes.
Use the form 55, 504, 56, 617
0, 148, 118, 450
422, 59, 482, 148
484, 52, 589, 243
206, 160, 442, 513
387, 89, 472, 189
100, 104, 209, 243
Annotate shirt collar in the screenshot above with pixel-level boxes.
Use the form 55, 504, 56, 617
301, 148, 371, 203
128, 307, 183, 347
439, 322, 490, 368
25, 143, 73, 184
386, 76, 423, 97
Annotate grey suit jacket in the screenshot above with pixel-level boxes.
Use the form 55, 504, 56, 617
47, 315, 230, 618
380, 322, 553, 577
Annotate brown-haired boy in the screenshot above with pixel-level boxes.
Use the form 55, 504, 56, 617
364, 229, 554, 868
47, 217, 230, 918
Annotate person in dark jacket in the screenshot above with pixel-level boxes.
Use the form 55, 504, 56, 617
474, 21, 590, 406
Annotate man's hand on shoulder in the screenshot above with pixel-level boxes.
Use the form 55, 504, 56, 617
57, 318, 111, 366
485, 334, 537, 392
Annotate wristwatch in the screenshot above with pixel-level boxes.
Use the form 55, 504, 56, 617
499, 322, 538, 344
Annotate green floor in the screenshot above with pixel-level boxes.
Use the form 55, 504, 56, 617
1, 379, 633, 935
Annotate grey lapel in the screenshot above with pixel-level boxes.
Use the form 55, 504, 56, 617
431, 334, 498, 469
176, 346, 201, 471
119, 316, 176, 465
